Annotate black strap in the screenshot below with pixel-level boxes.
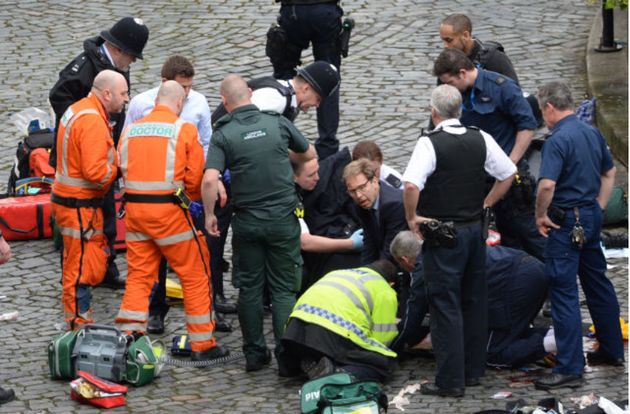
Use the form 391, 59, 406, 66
123, 193, 177, 204
0, 216, 37, 234
51, 193, 103, 208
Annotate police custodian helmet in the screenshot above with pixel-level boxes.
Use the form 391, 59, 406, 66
296, 61, 341, 100
100, 17, 149, 59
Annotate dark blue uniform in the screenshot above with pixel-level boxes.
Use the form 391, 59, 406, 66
460, 69, 545, 260
539, 114, 623, 375
274, 0, 342, 160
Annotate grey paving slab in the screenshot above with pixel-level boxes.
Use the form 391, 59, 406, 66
0, 1, 627, 413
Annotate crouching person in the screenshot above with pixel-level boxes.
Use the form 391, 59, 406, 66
115, 81, 228, 361
279, 260, 399, 382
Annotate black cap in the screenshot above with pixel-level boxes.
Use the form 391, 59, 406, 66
100, 17, 149, 59
296, 61, 340, 100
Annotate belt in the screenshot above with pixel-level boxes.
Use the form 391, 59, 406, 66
51, 193, 103, 208
451, 219, 481, 229
123, 193, 177, 204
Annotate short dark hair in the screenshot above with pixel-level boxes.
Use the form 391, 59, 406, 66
441, 13, 472, 34
537, 81, 574, 111
352, 140, 383, 164
364, 260, 399, 284
161, 55, 195, 80
433, 48, 475, 77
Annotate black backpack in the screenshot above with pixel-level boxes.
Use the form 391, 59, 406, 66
474, 39, 505, 69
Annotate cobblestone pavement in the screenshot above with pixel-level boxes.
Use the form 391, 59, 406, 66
0, 1, 627, 413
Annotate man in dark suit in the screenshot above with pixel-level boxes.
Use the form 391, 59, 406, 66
343, 158, 407, 264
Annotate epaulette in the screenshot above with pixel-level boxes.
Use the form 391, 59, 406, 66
70, 55, 88, 73
466, 125, 480, 131
260, 110, 281, 117
494, 76, 506, 85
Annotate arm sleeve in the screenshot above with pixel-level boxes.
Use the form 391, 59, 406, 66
49, 75, 89, 124
402, 137, 436, 191
79, 115, 117, 189
183, 123, 206, 200
482, 130, 517, 180
205, 132, 226, 172
597, 130, 614, 172
251, 88, 288, 114
281, 117, 310, 153
502, 81, 537, 131
196, 98, 213, 157
538, 138, 564, 182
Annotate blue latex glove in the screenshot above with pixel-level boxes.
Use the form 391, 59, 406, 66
189, 201, 203, 218
350, 228, 364, 250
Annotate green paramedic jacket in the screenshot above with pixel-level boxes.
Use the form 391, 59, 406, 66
290, 267, 398, 357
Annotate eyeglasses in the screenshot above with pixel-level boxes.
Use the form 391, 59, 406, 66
347, 178, 372, 196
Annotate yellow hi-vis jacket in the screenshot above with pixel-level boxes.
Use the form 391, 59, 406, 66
290, 267, 398, 357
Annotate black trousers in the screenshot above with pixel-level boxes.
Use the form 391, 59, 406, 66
424, 222, 487, 389
275, 3, 343, 160
102, 186, 119, 280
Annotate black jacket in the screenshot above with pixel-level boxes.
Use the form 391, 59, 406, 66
302, 147, 359, 238
48, 36, 130, 165
354, 182, 406, 264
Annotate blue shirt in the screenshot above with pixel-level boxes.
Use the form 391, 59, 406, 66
539, 114, 614, 208
460, 69, 537, 155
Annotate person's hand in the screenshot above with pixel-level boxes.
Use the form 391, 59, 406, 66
205, 214, 220, 237
536, 215, 560, 238
407, 215, 430, 240
350, 228, 364, 250
0, 236, 12, 265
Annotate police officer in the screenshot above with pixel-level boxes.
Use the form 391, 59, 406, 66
49, 17, 149, 289
433, 48, 545, 261
211, 61, 340, 126
280, 260, 399, 381
267, 0, 344, 160
201, 74, 316, 372
402, 85, 516, 397
438, 13, 542, 125
533, 81, 624, 390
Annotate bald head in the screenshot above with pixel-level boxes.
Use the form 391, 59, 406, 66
220, 74, 251, 112
92, 69, 129, 113
155, 80, 186, 115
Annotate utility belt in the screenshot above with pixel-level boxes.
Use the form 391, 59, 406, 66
123, 189, 192, 210
548, 204, 593, 248
51, 193, 103, 208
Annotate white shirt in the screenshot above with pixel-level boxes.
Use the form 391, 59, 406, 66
124, 85, 213, 156
380, 164, 404, 189
402, 118, 516, 190
251, 80, 298, 114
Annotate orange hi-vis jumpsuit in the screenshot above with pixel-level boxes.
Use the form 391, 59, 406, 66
115, 104, 216, 352
51, 93, 118, 330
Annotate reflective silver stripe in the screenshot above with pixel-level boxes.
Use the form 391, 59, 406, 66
55, 172, 100, 189
99, 146, 115, 187
188, 331, 214, 342
59, 108, 100, 187
118, 124, 131, 179
125, 180, 183, 191
117, 309, 148, 321
126, 231, 151, 242
116, 322, 147, 332
59, 226, 103, 239
119, 119, 185, 192
155, 230, 195, 246
318, 280, 371, 325
373, 323, 398, 333
186, 313, 211, 325
327, 274, 375, 313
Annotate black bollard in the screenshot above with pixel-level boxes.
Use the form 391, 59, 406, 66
596, 0, 623, 52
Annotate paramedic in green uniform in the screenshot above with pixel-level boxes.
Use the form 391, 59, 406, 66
202, 74, 316, 372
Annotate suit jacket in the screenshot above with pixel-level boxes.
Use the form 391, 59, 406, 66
355, 182, 407, 264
